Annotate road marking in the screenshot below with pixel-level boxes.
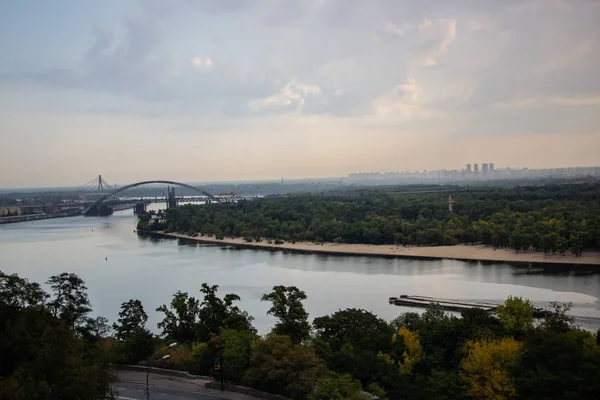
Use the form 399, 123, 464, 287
117, 397, 138, 400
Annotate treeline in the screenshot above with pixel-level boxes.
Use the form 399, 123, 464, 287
3, 271, 599, 399
0, 272, 113, 399
140, 183, 600, 256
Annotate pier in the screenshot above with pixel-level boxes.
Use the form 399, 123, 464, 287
389, 295, 498, 312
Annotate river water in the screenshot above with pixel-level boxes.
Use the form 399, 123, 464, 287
1, 206, 600, 332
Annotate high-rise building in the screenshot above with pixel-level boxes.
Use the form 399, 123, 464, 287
474, 163, 479, 175
490, 163, 495, 173
482, 163, 489, 176
466, 164, 472, 173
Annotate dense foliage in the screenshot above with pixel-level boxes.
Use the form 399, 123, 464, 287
0, 271, 113, 399
140, 183, 600, 256
3, 272, 600, 400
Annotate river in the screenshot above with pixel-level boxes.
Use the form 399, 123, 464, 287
1, 205, 600, 332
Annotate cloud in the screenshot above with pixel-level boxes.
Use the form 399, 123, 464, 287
494, 95, 600, 109
372, 78, 424, 118
249, 81, 323, 112
4, 0, 600, 125
190, 57, 215, 71
417, 18, 457, 66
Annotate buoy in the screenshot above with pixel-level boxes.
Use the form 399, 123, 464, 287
105, 257, 107, 261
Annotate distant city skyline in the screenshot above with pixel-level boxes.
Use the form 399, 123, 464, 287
1, 0, 599, 187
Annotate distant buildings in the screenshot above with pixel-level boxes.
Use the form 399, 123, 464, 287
347, 164, 600, 184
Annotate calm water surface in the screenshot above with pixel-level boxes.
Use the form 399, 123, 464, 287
1, 207, 599, 332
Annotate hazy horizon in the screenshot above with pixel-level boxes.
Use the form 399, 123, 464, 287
2, 0, 600, 188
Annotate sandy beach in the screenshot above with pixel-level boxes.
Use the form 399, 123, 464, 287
153, 232, 600, 266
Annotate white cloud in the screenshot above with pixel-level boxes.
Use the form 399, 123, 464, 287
381, 21, 406, 37
190, 57, 215, 71
417, 18, 457, 66
372, 78, 424, 118
468, 19, 485, 31
494, 95, 600, 109
249, 81, 323, 112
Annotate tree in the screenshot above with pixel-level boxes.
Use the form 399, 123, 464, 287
261, 286, 310, 344
308, 373, 367, 400
46, 273, 92, 330
219, 329, 257, 383
113, 299, 148, 341
0, 303, 113, 399
243, 334, 328, 399
513, 330, 600, 399
459, 338, 523, 400
313, 308, 393, 353
156, 291, 200, 342
198, 283, 254, 338
122, 327, 155, 365
80, 315, 111, 340
0, 271, 48, 308
541, 302, 574, 334
394, 327, 422, 375
496, 296, 534, 335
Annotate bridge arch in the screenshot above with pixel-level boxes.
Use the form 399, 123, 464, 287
84, 180, 219, 215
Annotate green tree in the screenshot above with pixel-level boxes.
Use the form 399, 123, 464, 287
122, 327, 155, 364
80, 315, 111, 341
113, 299, 148, 341
156, 291, 201, 342
313, 308, 393, 353
541, 302, 574, 334
261, 285, 310, 344
496, 296, 534, 335
46, 272, 92, 330
243, 334, 328, 399
0, 303, 113, 399
219, 329, 257, 383
308, 373, 367, 400
198, 283, 254, 337
0, 271, 48, 308
513, 330, 600, 399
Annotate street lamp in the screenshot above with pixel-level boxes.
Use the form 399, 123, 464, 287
145, 342, 178, 399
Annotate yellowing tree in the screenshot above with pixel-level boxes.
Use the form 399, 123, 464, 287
460, 338, 523, 400
393, 327, 422, 375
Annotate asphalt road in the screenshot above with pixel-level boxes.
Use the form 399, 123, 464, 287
116, 370, 261, 400
114, 381, 227, 400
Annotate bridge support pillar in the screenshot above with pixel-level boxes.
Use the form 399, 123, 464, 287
167, 186, 178, 209
134, 202, 147, 215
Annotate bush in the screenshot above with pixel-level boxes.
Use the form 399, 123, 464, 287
122, 328, 154, 365
274, 239, 284, 245
152, 344, 194, 371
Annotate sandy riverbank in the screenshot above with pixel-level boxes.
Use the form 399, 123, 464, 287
149, 232, 600, 266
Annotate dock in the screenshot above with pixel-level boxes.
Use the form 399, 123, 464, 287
389, 295, 498, 312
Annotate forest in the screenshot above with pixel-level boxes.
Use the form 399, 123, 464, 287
1, 271, 599, 400
139, 183, 600, 256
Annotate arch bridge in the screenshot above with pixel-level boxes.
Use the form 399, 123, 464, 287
83, 180, 219, 216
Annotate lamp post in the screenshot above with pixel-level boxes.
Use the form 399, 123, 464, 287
145, 342, 177, 400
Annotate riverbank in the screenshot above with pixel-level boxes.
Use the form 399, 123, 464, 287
149, 232, 600, 266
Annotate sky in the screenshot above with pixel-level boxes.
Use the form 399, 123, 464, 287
1, 0, 599, 188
